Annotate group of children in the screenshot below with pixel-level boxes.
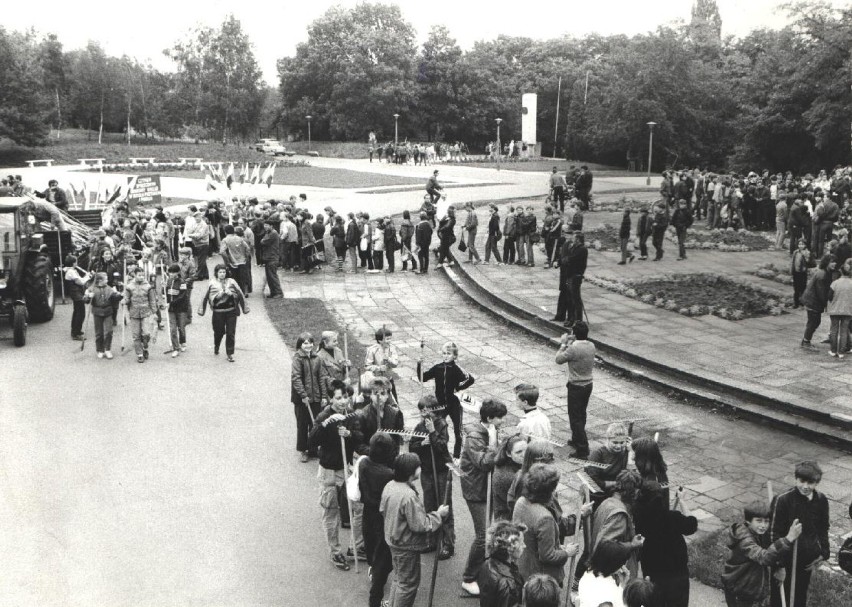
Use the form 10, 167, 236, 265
293, 326, 839, 607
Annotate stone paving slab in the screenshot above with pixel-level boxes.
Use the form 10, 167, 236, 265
452, 198, 851, 422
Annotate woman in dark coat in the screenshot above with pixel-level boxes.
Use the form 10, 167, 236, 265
290, 332, 329, 462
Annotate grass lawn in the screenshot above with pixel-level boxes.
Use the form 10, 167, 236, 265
688, 528, 852, 607
1, 129, 276, 168
264, 296, 367, 367
157, 166, 423, 189
455, 158, 636, 176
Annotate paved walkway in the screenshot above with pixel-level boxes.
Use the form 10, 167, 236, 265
450, 199, 852, 424
279, 264, 852, 573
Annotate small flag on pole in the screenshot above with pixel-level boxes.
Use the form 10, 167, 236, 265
250, 163, 261, 185
226, 163, 235, 189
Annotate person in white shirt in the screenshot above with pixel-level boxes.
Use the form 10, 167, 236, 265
576, 540, 630, 607
182, 205, 198, 248
514, 383, 552, 440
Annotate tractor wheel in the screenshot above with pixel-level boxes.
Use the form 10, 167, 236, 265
12, 304, 27, 347
22, 254, 55, 322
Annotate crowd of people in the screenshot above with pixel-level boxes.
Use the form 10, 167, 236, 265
289, 315, 840, 607
6, 161, 849, 607
367, 140, 470, 165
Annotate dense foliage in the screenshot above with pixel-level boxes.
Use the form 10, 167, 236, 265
3, 2, 852, 173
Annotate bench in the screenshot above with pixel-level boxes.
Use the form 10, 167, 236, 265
128, 157, 156, 165
26, 159, 54, 168
178, 157, 203, 166
77, 158, 105, 168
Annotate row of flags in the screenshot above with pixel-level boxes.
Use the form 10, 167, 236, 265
68, 181, 124, 206
205, 162, 276, 191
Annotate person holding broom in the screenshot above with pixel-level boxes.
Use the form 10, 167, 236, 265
409, 394, 456, 560
769, 461, 830, 607
308, 379, 359, 572
380, 453, 451, 607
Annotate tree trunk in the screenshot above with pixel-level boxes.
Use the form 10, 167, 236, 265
139, 72, 148, 139
98, 90, 105, 145
54, 88, 62, 139
222, 73, 231, 145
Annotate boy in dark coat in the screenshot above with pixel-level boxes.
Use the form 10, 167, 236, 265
409, 395, 455, 559
721, 501, 800, 607
769, 461, 830, 607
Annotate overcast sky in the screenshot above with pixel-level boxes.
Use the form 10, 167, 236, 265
8, 0, 844, 84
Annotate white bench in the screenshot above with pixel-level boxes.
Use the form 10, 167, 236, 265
77, 158, 105, 168
26, 159, 54, 168
128, 157, 156, 165
178, 157, 203, 166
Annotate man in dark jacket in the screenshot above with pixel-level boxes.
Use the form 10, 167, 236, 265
618, 208, 635, 265
789, 199, 811, 255
813, 195, 839, 257
552, 226, 576, 323
672, 173, 691, 211
651, 204, 669, 261
260, 220, 283, 298
769, 461, 830, 607
414, 212, 433, 274
637, 208, 652, 260
562, 232, 588, 326
575, 166, 593, 210
671, 199, 694, 260
459, 398, 508, 597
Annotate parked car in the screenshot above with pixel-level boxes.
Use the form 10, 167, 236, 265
252, 139, 294, 156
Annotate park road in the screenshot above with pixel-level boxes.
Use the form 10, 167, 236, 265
0, 270, 360, 607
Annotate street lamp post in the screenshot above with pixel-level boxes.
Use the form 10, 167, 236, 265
393, 113, 400, 148
495, 118, 502, 171
646, 121, 657, 186
306, 115, 312, 151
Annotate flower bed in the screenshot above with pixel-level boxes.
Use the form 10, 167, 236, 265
586, 223, 622, 251
749, 262, 814, 286
586, 272, 790, 320
665, 227, 775, 252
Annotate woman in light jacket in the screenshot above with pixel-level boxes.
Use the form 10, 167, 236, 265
512, 463, 581, 586
827, 260, 852, 357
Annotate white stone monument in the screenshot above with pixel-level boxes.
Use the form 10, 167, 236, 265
521, 93, 538, 157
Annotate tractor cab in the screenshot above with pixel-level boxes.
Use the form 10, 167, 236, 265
0, 197, 59, 346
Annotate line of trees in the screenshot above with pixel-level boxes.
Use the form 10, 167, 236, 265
0, 15, 264, 147
2, 2, 851, 173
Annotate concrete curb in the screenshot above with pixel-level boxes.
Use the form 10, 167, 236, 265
439, 259, 852, 452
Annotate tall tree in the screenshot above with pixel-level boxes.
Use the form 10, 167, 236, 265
167, 15, 264, 142
417, 26, 464, 141
278, 3, 417, 141
38, 33, 68, 137
0, 27, 51, 146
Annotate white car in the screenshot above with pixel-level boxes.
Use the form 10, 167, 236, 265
253, 139, 293, 156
